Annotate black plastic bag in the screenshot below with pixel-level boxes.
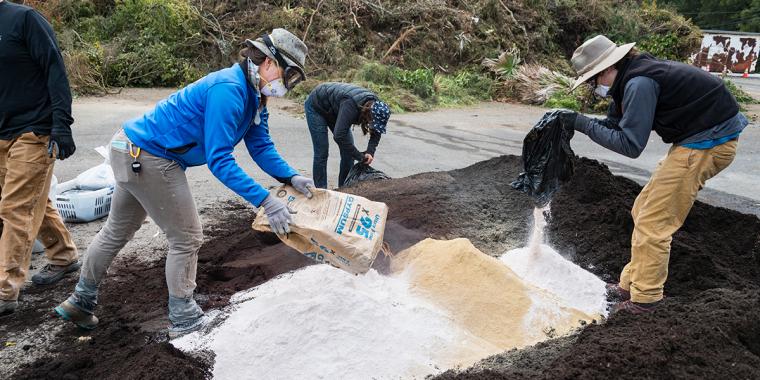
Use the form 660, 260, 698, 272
511, 110, 575, 206
343, 163, 391, 187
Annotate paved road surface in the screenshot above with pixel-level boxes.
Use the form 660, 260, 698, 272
60, 89, 760, 216
731, 76, 760, 98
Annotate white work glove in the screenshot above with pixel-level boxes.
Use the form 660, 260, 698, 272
290, 175, 315, 199
260, 194, 294, 235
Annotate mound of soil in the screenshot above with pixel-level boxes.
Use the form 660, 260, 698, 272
8, 155, 760, 379
548, 157, 760, 295
436, 156, 760, 379
438, 289, 760, 380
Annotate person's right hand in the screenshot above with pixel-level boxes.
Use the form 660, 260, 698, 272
290, 175, 315, 199
259, 194, 294, 235
363, 153, 374, 165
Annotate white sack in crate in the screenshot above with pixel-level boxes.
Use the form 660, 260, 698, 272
56, 146, 115, 193
253, 186, 388, 275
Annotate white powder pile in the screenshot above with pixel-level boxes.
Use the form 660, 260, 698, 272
172, 265, 494, 380
501, 207, 608, 317
173, 206, 608, 379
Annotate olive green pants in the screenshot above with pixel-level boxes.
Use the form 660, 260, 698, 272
619, 139, 738, 303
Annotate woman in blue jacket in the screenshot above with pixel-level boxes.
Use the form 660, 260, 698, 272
55, 29, 313, 336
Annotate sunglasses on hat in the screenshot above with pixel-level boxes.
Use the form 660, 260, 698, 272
261, 34, 305, 90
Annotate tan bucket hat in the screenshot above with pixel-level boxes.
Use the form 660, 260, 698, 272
570, 35, 636, 91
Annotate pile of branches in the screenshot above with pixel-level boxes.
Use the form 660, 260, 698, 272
193, 0, 546, 75
24, 0, 702, 96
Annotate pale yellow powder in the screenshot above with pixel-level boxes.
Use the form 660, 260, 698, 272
392, 238, 594, 352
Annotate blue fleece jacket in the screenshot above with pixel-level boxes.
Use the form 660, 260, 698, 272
123, 64, 297, 207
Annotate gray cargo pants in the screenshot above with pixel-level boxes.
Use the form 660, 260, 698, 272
71, 129, 203, 326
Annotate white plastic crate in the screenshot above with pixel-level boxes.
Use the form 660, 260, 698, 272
55, 187, 114, 223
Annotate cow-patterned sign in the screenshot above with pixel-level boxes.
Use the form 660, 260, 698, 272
692, 33, 758, 75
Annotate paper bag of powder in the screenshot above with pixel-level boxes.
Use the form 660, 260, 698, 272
252, 186, 388, 275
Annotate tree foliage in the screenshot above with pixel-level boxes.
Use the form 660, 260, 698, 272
660, 0, 760, 32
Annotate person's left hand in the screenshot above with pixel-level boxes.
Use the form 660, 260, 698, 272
555, 110, 578, 128
48, 126, 76, 160
291, 175, 315, 199
363, 153, 374, 165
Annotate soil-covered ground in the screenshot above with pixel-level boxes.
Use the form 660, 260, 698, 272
436, 157, 760, 379
5, 155, 760, 379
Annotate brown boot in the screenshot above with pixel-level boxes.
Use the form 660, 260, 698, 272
606, 283, 630, 303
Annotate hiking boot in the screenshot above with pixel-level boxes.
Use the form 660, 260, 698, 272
606, 283, 630, 303
168, 315, 210, 339
32, 261, 82, 285
0, 300, 18, 316
611, 300, 659, 315
54, 300, 99, 330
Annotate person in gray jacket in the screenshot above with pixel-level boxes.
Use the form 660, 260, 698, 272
304, 83, 391, 188
558, 35, 748, 315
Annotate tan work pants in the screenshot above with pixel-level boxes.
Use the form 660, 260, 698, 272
619, 139, 738, 303
0, 132, 78, 301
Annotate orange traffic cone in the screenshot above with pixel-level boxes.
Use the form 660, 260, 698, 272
743, 67, 749, 78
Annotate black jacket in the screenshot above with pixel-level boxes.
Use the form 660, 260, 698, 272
308, 82, 381, 160
0, 1, 74, 140
610, 54, 738, 144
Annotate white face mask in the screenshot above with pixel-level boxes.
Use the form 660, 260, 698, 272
594, 84, 610, 98
261, 78, 288, 97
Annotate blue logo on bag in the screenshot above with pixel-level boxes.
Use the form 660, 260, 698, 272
335, 196, 354, 235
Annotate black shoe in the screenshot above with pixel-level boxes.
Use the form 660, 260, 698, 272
0, 299, 18, 316
32, 261, 82, 285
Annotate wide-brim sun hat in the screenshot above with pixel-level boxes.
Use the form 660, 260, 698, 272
570, 35, 636, 91
246, 28, 308, 89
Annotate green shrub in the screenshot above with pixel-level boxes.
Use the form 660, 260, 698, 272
436, 70, 493, 107
638, 33, 682, 61
352, 63, 435, 99
99, 0, 205, 87
39, 0, 207, 92
295, 63, 493, 112
396, 68, 435, 99
724, 79, 758, 105
603, 1, 701, 62
543, 90, 582, 111
353, 62, 399, 87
